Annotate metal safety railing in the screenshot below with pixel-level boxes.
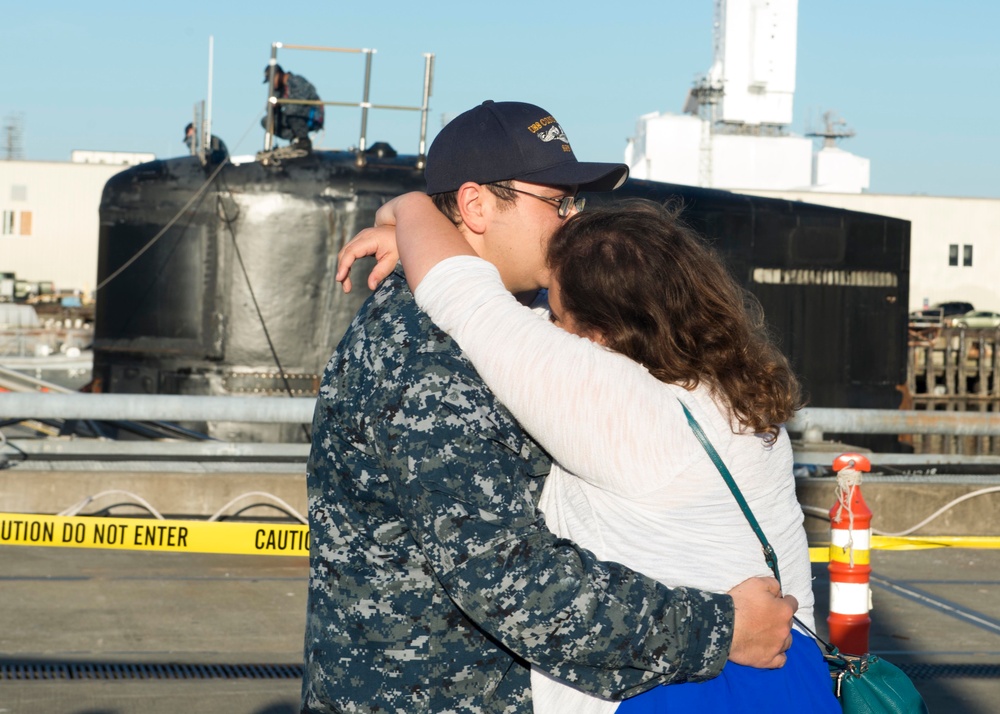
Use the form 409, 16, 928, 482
787, 407, 1000, 443
0, 393, 315, 424
263, 42, 435, 166
3, 394, 1000, 436
6, 395, 1000, 468
0, 394, 997, 433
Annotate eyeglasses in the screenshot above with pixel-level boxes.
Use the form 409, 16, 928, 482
505, 187, 585, 218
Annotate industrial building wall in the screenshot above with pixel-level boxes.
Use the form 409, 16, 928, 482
624, 112, 702, 185
813, 147, 870, 193
3, 158, 993, 316
735, 190, 1000, 313
0, 160, 128, 297
711, 133, 813, 190
625, 114, 823, 191
624, 112, 870, 193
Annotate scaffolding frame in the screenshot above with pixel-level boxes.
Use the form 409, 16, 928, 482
263, 42, 434, 166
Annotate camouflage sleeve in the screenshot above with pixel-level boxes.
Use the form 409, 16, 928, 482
284, 74, 319, 119
377, 367, 735, 700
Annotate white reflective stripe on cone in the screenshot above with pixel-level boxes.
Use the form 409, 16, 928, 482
831, 528, 872, 550
829, 581, 871, 615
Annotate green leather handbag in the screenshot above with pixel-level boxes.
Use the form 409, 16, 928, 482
825, 650, 928, 714
679, 400, 929, 714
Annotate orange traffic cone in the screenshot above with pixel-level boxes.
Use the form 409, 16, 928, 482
827, 453, 872, 655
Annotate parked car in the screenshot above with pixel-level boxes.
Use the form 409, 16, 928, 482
909, 309, 941, 328
937, 301, 975, 316
909, 301, 975, 328
953, 310, 1000, 329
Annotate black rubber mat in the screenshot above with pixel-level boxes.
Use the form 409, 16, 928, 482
2, 660, 999, 681
1, 661, 303, 680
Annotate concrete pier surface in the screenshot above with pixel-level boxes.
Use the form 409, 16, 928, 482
1, 544, 998, 713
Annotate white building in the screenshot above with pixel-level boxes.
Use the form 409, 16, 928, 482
0, 157, 140, 296
622, 0, 996, 315
3, 156, 995, 321
70, 150, 156, 166
625, 0, 870, 194
735, 190, 1000, 312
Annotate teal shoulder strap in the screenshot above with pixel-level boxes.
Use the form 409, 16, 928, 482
680, 398, 835, 649
678, 399, 782, 586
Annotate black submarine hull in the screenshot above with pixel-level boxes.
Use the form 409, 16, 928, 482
94, 150, 909, 443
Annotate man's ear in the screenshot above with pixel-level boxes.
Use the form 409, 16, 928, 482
455, 182, 488, 235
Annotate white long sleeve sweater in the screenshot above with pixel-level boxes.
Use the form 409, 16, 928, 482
414, 256, 814, 714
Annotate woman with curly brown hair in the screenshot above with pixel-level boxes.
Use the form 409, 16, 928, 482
338, 194, 837, 713
544, 199, 802, 445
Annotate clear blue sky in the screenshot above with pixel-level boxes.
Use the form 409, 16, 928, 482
3, 1, 998, 198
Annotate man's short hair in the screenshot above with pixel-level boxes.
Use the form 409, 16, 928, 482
431, 181, 518, 225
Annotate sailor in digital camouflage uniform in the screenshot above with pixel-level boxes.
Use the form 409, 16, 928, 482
301, 101, 790, 713
262, 64, 323, 152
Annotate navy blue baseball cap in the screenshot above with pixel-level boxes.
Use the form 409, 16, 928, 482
424, 100, 628, 194
263, 64, 284, 83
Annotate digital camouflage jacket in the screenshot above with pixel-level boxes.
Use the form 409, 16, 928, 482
301, 271, 734, 713
283, 72, 320, 121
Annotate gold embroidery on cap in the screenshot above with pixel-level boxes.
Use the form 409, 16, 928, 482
527, 116, 557, 133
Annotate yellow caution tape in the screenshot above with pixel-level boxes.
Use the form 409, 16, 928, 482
810, 535, 1000, 562
3, 512, 998, 560
0, 512, 308, 557
872, 535, 1000, 550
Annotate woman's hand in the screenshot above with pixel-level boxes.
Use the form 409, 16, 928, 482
727, 576, 797, 669
336, 193, 427, 293
336, 225, 399, 293
338, 191, 476, 293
